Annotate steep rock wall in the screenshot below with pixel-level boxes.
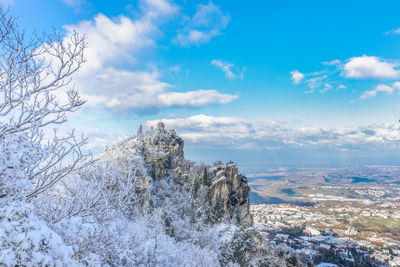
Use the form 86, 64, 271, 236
209, 162, 253, 228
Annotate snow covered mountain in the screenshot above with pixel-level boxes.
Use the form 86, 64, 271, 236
1, 121, 304, 266
92, 122, 303, 266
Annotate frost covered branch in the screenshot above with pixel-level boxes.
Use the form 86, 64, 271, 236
0, 7, 91, 199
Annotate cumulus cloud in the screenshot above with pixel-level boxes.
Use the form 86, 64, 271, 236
360, 82, 400, 99
147, 114, 252, 143
147, 114, 400, 151
174, 2, 230, 46
211, 59, 244, 79
62, 0, 237, 113
343, 55, 400, 79
290, 70, 305, 84
292, 55, 400, 97
63, 10, 167, 73
73, 67, 237, 113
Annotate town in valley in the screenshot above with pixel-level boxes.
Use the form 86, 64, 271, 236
247, 166, 400, 266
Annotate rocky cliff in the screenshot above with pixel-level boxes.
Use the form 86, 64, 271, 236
99, 122, 303, 266
136, 122, 253, 228
208, 162, 253, 228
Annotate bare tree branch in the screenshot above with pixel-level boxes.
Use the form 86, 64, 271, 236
0, 7, 92, 199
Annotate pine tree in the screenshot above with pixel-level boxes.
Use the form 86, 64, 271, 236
213, 195, 223, 221
191, 177, 200, 199
190, 200, 196, 224
202, 168, 209, 186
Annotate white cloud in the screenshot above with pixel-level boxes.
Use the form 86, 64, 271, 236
142, 0, 178, 15
384, 27, 400, 35
174, 2, 230, 46
147, 114, 400, 150
343, 55, 400, 79
80, 128, 124, 150
360, 82, 400, 99
62, 0, 236, 113
211, 59, 234, 79
147, 114, 249, 131
157, 90, 237, 108
74, 67, 237, 113
63, 11, 164, 73
293, 55, 400, 97
147, 114, 252, 142
169, 65, 181, 73
61, 0, 87, 10
319, 83, 332, 94
211, 59, 244, 79
290, 70, 305, 84
322, 59, 341, 66
305, 75, 327, 90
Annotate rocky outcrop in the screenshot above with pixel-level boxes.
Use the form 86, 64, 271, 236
99, 123, 303, 266
108, 122, 254, 229
140, 122, 185, 180
209, 162, 253, 228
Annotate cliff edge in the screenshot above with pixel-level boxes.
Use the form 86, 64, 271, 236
98, 122, 303, 266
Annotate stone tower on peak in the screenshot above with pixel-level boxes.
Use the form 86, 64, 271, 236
156, 121, 165, 131
136, 124, 143, 138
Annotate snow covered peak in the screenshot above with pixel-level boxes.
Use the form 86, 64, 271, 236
141, 122, 183, 157
99, 123, 185, 181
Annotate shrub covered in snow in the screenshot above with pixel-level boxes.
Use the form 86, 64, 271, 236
0, 7, 88, 266
0, 132, 79, 266
0, 201, 79, 266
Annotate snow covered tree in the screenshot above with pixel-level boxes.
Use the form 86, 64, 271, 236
137, 124, 143, 138
0, 7, 88, 265
0, 7, 90, 200
191, 177, 200, 199
212, 195, 223, 222
202, 167, 209, 186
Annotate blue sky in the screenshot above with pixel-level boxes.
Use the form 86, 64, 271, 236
7, 0, 400, 166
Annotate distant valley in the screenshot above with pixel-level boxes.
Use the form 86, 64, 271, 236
247, 166, 400, 266
246, 165, 400, 205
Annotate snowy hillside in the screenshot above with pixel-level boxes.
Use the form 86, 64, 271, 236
1, 122, 305, 266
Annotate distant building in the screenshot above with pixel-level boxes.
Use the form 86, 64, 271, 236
304, 226, 321, 236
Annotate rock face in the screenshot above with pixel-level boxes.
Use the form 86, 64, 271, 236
140, 122, 185, 180
209, 162, 253, 228
136, 123, 254, 229
141, 123, 254, 228
100, 122, 303, 266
